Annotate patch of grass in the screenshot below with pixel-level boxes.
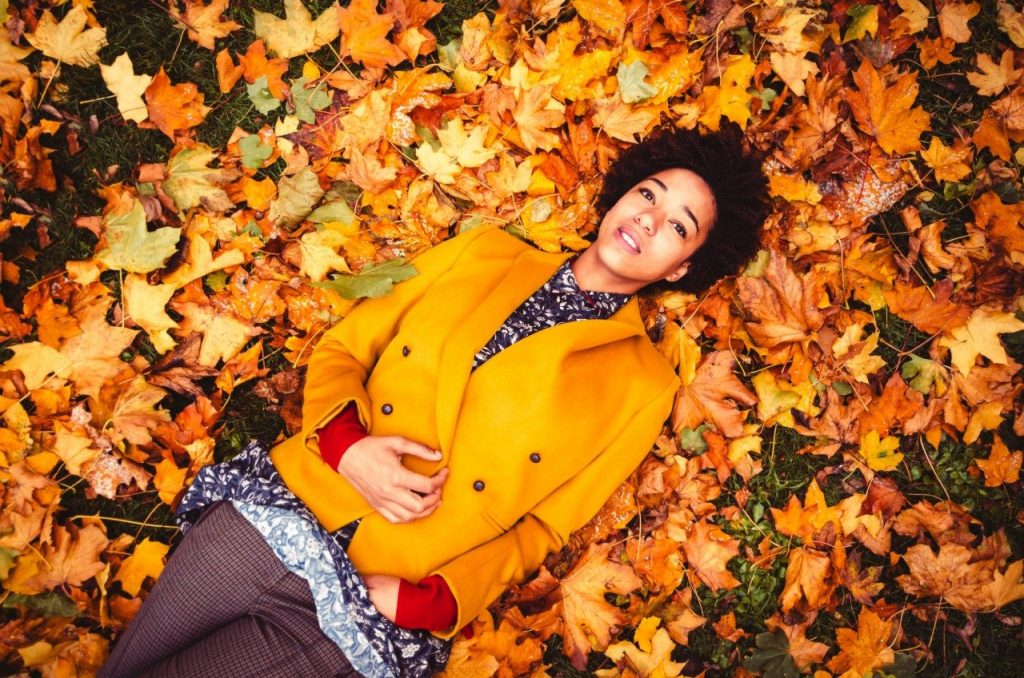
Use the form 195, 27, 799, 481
212, 379, 286, 462
872, 303, 934, 372
900, 603, 1024, 678
56, 476, 179, 545
429, 0, 497, 46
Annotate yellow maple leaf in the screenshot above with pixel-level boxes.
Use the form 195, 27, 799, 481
938, 306, 1024, 375
113, 538, 169, 597
299, 229, 352, 282
253, 0, 341, 59
998, 1, 1024, 48
919, 136, 973, 182
24, 5, 106, 67
892, 0, 930, 36
123, 274, 178, 353
0, 33, 33, 82
338, 0, 406, 69
988, 559, 1024, 608
52, 424, 99, 477
848, 61, 930, 155
99, 53, 152, 124
938, 1, 980, 43
700, 54, 756, 130
512, 84, 565, 152
170, 0, 241, 51
604, 618, 685, 677
572, 0, 626, 40
106, 376, 170, 446
780, 546, 833, 612
154, 457, 188, 505
966, 50, 1023, 97
963, 401, 1004, 445
975, 436, 1023, 488
860, 429, 903, 471
436, 119, 496, 169
826, 608, 896, 675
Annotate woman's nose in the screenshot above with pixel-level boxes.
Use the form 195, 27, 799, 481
635, 210, 656, 234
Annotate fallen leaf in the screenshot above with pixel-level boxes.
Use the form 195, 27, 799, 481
144, 68, 210, 140
975, 436, 1023, 488
170, 0, 241, 51
253, 0, 341, 59
99, 53, 152, 124
113, 538, 169, 597
24, 6, 106, 67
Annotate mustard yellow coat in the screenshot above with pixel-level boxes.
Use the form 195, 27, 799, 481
269, 225, 679, 638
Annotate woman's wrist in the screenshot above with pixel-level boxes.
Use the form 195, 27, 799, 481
318, 403, 368, 470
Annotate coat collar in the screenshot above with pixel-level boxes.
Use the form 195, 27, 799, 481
434, 245, 648, 452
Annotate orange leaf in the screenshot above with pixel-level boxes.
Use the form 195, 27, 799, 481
144, 68, 210, 140
847, 61, 930, 154
683, 519, 741, 590
938, 1, 980, 43
339, 0, 407, 69
780, 546, 834, 613
170, 0, 241, 51
671, 350, 757, 438
238, 40, 288, 99
826, 608, 897, 675
215, 47, 243, 93
976, 436, 1023, 487
558, 543, 643, 669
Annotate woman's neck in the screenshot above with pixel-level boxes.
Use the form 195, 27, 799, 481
570, 249, 641, 295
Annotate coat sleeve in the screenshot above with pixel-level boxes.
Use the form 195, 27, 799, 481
429, 376, 678, 639
299, 226, 495, 455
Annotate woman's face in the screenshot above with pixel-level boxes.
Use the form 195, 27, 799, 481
587, 168, 716, 293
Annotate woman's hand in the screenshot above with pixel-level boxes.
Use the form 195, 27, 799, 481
337, 436, 448, 523
363, 574, 400, 622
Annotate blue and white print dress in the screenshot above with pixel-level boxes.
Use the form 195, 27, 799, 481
176, 259, 630, 677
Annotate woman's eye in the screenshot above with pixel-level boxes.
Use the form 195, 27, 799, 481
673, 222, 687, 238
639, 188, 653, 201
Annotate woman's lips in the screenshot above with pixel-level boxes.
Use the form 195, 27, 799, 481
616, 227, 641, 254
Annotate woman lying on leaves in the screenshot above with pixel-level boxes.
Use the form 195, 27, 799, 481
101, 123, 768, 678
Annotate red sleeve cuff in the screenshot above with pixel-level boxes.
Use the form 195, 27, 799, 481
394, 575, 458, 631
317, 403, 368, 470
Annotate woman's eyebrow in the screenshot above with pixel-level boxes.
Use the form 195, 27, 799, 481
647, 177, 700, 233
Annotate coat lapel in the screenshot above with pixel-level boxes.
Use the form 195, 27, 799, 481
434, 247, 569, 453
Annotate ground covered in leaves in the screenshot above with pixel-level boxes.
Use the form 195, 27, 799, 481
1, 0, 1023, 676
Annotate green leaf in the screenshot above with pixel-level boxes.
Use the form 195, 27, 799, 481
0, 546, 18, 579
317, 259, 418, 300
832, 380, 853, 395
239, 134, 273, 169
247, 75, 281, 115
163, 145, 235, 211
97, 199, 181, 273
438, 38, 461, 70
307, 198, 356, 227
290, 76, 330, 124
678, 424, 709, 454
268, 166, 325, 229
743, 630, 800, 678
901, 354, 941, 394
2, 592, 79, 617
616, 61, 657, 104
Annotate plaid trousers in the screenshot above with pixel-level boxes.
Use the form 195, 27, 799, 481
100, 501, 359, 678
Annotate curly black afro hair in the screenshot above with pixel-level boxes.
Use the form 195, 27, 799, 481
595, 122, 770, 295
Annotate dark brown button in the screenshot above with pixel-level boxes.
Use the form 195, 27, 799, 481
529, 452, 541, 463
473, 480, 485, 492
401, 346, 410, 357
381, 403, 393, 415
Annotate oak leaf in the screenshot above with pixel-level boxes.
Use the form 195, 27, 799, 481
170, 0, 241, 51
144, 68, 210, 140
253, 0, 341, 59
847, 61, 930, 155
99, 53, 152, 124
113, 538, 168, 597
975, 436, 1022, 488
24, 6, 106, 67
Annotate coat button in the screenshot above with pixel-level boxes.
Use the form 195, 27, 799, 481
473, 480, 485, 492
402, 345, 410, 357
529, 452, 541, 463
381, 403, 393, 415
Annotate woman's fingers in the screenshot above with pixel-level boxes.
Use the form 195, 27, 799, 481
388, 436, 441, 462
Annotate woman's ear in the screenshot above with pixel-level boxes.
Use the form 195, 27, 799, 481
665, 262, 689, 282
